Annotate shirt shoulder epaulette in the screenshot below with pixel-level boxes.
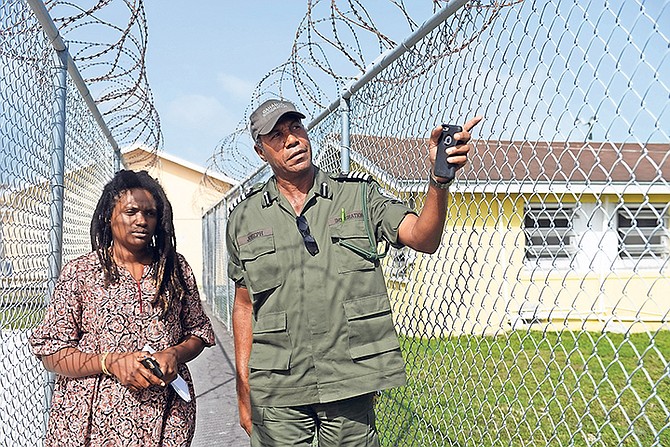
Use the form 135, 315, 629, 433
332, 171, 373, 182
227, 183, 264, 213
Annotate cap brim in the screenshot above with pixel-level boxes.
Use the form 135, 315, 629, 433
258, 111, 306, 136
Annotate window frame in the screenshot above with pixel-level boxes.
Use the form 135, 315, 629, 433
523, 203, 577, 266
616, 203, 669, 263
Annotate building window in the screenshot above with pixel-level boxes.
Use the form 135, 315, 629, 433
524, 204, 575, 260
617, 204, 669, 261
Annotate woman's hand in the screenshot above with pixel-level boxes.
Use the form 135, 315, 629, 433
150, 349, 179, 384
106, 351, 165, 392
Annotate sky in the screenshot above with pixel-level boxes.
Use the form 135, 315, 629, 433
143, 1, 309, 169
71, 1, 669, 172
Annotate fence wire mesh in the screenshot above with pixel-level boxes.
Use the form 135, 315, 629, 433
204, 1, 669, 446
1, 1, 116, 445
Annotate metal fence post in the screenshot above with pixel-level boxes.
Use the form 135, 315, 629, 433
340, 92, 351, 174
44, 46, 68, 434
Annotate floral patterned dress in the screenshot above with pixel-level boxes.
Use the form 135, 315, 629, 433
29, 251, 215, 447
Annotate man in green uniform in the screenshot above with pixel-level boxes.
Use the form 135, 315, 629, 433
227, 99, 482, 446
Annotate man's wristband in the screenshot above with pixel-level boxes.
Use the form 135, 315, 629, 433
429, 173, 453, 189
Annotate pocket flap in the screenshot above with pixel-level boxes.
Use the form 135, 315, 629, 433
254, 311, 287, 334
238, 231, 282, 294
343, 294, 391, 320
239, 230, 275, 261
329, 221, 376, 273
350, 337, 399, 360
329, 219, 366, 239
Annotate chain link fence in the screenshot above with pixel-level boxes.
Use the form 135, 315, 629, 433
203, 1, 669, 446
1, 1, 116, 445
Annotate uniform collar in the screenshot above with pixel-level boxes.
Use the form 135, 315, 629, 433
313, 167, 333, 200
260, 178, 280, 208
262, 167, 333, 208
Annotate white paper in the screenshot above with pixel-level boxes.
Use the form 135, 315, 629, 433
142, 344, 192, 402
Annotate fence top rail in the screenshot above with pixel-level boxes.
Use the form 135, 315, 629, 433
220, 0, 469, 205
25, 0, 121, 159
310, 0, 470, 129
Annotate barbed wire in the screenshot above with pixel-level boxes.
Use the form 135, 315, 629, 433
206, 0, 522, 187
7, 0, 516, 186
41, 0, 162, 151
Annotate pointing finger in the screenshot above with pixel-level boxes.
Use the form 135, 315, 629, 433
463, 115, 484, 132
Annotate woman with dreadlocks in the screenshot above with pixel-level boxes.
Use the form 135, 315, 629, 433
30, 170, 215, 446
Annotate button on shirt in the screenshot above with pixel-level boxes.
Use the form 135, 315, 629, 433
227, 168, 415, 406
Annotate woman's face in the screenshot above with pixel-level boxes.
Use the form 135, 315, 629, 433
110, 188, 158, 254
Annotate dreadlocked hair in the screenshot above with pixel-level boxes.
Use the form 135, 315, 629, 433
90, 170, 190, 317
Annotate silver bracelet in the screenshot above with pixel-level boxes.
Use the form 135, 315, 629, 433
429, 173, 453, 189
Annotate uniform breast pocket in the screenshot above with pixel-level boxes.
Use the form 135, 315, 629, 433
329, 219, 376, 274
239, 233, 282, 294
249, 311, 292, 371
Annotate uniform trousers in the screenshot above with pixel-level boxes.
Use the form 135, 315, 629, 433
250, 393, 380, 447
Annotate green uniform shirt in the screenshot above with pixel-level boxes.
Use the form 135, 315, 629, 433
227, 167, 415, 406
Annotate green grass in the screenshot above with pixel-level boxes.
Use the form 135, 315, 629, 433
1, 303, 46, 330
376, 331, 670, 447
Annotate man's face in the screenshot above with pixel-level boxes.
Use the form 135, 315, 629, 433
110, 188, 158, 255
255, 115, 312, 179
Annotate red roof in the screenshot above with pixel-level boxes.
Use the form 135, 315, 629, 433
349, 135, 669, 183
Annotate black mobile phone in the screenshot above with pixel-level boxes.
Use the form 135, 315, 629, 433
140, 357, 164, 379
434, 124, 463, 181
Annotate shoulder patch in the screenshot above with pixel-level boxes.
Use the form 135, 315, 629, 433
227, 184, 264, 212
334, 171, 372, 182
227, 193, 246, 212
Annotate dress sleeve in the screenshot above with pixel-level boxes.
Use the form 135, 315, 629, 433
29, 260, 84, 357
178, 255, 215, 347
366, 181, 417, 248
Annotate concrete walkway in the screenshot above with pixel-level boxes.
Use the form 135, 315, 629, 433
190, 307, 249, 446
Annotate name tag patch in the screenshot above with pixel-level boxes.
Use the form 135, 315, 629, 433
238, 228, 273, 245
328, 210, 363, 226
